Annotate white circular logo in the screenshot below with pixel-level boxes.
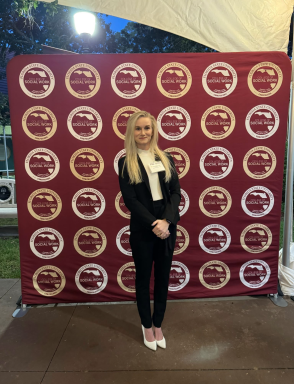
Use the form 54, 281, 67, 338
67, 106, 102, 141
72, 188, 106, 220
202, 62, 237, 97
19, 63, 55, 98
179, 189, 190, 217
111, 63, 146, 98
75, 264, 108, 294
239, 260, 271, 288
114, 149, 126, 175
168, 261, 190, 291
200, 147, 233, 180
157, 106, 191, 140
30, 227, 64, 259
116, 226, 132, 256
245, 105, 279, 139
199, 224, 231, 254
241, 186, 274, 217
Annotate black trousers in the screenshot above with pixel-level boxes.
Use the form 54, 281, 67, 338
129, 199, 176, 328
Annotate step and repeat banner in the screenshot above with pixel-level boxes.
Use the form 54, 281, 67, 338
7, 52, 291, 304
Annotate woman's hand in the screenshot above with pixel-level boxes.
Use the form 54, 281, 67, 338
151, 219, 170, 239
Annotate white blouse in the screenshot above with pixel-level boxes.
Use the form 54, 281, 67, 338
137, 148, 163, 201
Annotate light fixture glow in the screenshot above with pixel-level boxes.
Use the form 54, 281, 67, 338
74, 12, 96, 36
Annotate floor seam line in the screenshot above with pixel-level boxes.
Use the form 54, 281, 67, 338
0, 279, 20, 300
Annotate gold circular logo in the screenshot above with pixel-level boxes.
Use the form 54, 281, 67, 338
111, 63, 146, 98
67, 106, 102, 141
245, 104, 279, 139
243, 146, 276, 179
75, 263, 108, 294
19, 63, 55, 99
70, 148, 104, 181
112, 107, 140, 140
174, 225, 189, 255
33, 265, 66, 296
74, 226, 107, 257
157, 106, 191, 140
117, 262, 136, 292
199, 224, 231, 254
240, 224, 272, 254
199, 260, 230, 290
22, 106, 57, 141
199, 186, 232, 218
202, 62, 237, 97
115, 191, 130, 219
25, 148, 60, 182
168, 261, 190, 291
241, 186, 274, 217
30, 227, 64, 259
72, 188, 106, 220
157, 62, 192, 98
248, 62, 283, 97
201, 105, 235, 140
65, 63, 101, 99
164, 147, 190, 179
200, 146, 233, 180
116, 226, 132, 256
27, 188, 62, 221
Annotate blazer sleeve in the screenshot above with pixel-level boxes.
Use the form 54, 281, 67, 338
161, 154, 181, 225
118, 157, 157, 229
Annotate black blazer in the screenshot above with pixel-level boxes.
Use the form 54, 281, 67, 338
118, 152, 181, 232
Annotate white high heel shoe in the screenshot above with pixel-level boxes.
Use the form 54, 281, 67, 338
156, 336, 166, 349
141, 325, 157, 351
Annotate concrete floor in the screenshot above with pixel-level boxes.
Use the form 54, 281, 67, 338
0, 279, 294, 384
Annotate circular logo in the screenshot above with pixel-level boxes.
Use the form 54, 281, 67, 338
179, 189, 190, 217
199, 261, 230, 290
240, 224, 272, 254
156, 62, 192, 98
200, 147, 233, 180
157, 106, 191, 140
245, 105, 279, 139
74, 226, 107, 258
19, 63, 55, 99
30, 227, 64, 259
115, 191, 130, 219
241, 186, 274, 217
164, 147, 190, 179
112, 107, 140, 140
239, 260, 271, 288
25, 148, 60, 182
75, 264, 108, 294
0, 183, 12, 203
72, 188, 106, 220
199, 186, 232, 218
174, 225, 189, 255
111, 63, 146, 98
201, 105, 235, 140
248, 62, 283, 97
67, 106, 102, 141
27, 189, 62, 221
243, 146, 276, 179
168, 261, 190, 291
22, 106, 57, 141
202, 62, 237, 97
65, 63, 101, 99
114, 149, 126, 175
33, 265, 66, 296
199, 224, 231, 254
116, 226, 132, 256
70, 148, 104, 181
117, 262, 136, 292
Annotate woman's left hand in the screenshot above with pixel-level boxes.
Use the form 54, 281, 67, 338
151, 219, 170, 238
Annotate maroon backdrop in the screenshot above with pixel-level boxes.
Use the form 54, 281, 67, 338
7, 52, 291, 304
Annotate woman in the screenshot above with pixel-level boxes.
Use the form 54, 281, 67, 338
118, 110, 181, 351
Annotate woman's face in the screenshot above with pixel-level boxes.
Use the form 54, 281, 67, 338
134, 117, 153, 150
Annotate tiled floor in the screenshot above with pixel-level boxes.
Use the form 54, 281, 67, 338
0, 279, 293, 384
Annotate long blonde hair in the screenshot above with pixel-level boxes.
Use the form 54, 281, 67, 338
122, 111, 174, 184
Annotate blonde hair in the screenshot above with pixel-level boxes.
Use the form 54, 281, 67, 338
122, 110, 174, 184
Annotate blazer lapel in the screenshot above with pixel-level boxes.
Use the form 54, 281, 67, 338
137, 155, 151, 194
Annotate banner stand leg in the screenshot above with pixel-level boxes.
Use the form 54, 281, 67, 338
268, 293, 288, 307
